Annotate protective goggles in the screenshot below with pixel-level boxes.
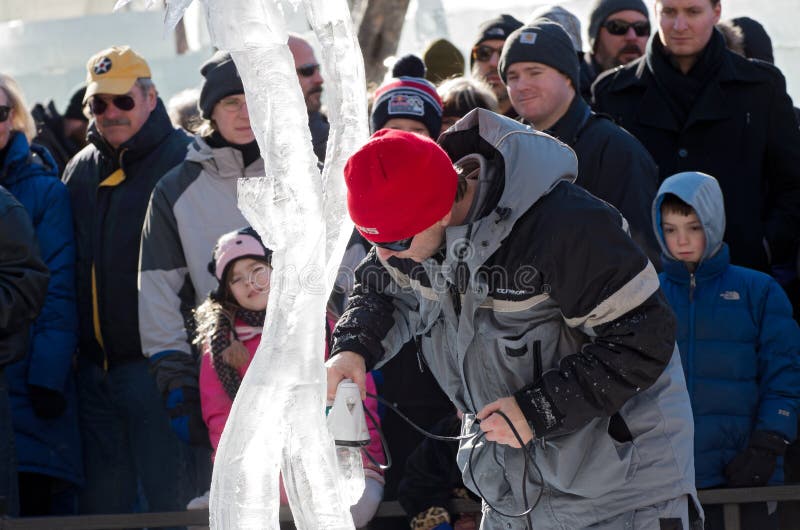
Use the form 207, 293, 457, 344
373, 236, 414, 252
471, 44, 504, 63
0, 105, 10, 122
296, 63, 320, 77
88, 94, 136, 115
603, 19, 651, 37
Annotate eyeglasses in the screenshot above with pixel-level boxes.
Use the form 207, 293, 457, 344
89, 95, 136, 115
0, 106, 10, 123
373, 236, 414, 252
219, 96, 247, 113
296, 63, 320, 77
471, 44, 504, 63
603, 19, 651, 37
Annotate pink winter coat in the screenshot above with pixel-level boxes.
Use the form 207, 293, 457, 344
199, 316, 385, 503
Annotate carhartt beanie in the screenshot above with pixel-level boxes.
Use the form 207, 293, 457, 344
423, 39, 465, 83
587, 0, 649, 49
499, 21, 580, 90
63, 84, 88, 122
344, 129, 457, 243
471, 14, 524, 68
199, 51, 244, 120
370, 55, 443, 139
731, 17, 774, 64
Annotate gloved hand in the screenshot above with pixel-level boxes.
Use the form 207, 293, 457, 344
28, 384, 66, 419
724, 430, 788, 487
149, 351, 210, 448
350, 476, 383, 528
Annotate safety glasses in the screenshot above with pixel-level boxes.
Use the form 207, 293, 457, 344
88, 94, 136, 116
603, 19, 651, 37
0, 105, 10, 122
471, 44, 504, 63
296, 63, 320, 77
373, 236, 414, 252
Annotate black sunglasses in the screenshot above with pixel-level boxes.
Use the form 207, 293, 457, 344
603, 19, 651, 37
0, 105, 10, 123
296, 63, 320, 77
89, 94, 136, 115
373, 236, 414, 252
471, 44, 504, 63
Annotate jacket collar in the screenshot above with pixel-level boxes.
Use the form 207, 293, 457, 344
186, 135, 265, 179
546, 95, 591, 146
87, 98, 178, 166
0, 131, 58, 185
662, 243, 729, 284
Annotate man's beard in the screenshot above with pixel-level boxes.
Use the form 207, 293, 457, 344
305, 86, 323, 113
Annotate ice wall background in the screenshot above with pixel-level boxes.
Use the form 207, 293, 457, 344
1, 0, 798, 107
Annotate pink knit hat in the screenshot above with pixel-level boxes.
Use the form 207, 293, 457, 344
209, 227, 271, 281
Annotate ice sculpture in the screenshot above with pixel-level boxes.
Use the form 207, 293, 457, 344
115, 0, 368, 528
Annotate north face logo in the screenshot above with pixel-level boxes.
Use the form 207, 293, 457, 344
94, 57, 112, 75
720, 291, 740, 300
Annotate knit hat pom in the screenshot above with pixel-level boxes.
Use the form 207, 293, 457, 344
392, 54, 427, 78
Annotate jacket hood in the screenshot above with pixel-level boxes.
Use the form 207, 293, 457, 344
652, 171, 725, 263
186, 135, 265, 178
1, 131, 59, 186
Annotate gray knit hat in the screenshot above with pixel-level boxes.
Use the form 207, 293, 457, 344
499, 21, 579, 90
528, 5, 583, 52
587, 0, 649, 50
471, 14, 524, 68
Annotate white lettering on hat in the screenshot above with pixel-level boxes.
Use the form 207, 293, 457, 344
356, 225, 379, 235
487, 28, 506, 37
388, 94, 425, 117
94, 57, 113, 75
520, 32, 538, 45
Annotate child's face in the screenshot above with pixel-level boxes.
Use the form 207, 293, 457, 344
661, 210, 706, 265
228, 257, 271, 312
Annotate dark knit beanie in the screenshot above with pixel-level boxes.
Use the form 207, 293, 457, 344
499, 21, 580, 90
423, 39, 465, 83
199, 51, 244, 120
370, 55, 443, 139
63, 84, 88, 122
471, 14, 524, 68
345, 129, 457, 243
587, 0, 649, 50
731, 17, 774, 64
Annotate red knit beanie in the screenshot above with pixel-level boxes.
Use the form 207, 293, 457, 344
345, 129, 458, 243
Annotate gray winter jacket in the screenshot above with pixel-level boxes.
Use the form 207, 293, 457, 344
332, 109, 697, 529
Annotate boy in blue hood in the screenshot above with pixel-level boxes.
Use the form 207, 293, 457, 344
653, 171, 800, 529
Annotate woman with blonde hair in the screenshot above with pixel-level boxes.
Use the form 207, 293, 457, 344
0, 72, 81, 515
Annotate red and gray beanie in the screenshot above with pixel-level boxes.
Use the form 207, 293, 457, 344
208, 226, 272, 282
344, 129, 457, 244
371, 55, 443, 139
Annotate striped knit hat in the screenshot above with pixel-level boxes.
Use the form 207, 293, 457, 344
370, 54, 443, 139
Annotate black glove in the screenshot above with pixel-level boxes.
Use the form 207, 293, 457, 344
149, 352, 211, 448
28, 384, 66, 419
724, 430, 788, 487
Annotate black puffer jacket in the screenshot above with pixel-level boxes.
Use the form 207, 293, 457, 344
0, 186, 49, 367
62, 100, 191, 368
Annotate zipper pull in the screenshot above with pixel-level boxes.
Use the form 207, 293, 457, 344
689, 273, 696, 302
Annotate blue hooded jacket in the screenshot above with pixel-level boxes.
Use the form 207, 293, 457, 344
653, 171, 800, 488
1, 131, 82, 486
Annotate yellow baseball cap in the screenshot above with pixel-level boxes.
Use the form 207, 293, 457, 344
83, 46, 152, 103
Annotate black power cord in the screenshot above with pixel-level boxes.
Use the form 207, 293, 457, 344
364, 392, 543, 529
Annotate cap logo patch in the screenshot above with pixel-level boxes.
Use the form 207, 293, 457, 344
388, 93, 425, 117
94, 57, 113, 75
519, 32, 538, 45
355, 224, 379, 235
487, 27, 506, 37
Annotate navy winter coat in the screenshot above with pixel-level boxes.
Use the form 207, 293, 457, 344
1, 131, 82, 486
654, 171, 800, 488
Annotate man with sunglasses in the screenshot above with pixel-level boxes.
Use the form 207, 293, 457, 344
501, 20, 660, 264
593, 0, 800, 279
288, 34, 328, 163
326, 117, 699, 529
61, 45, 196, 520
580, 0, 650, 102
469, 14, 523, 118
